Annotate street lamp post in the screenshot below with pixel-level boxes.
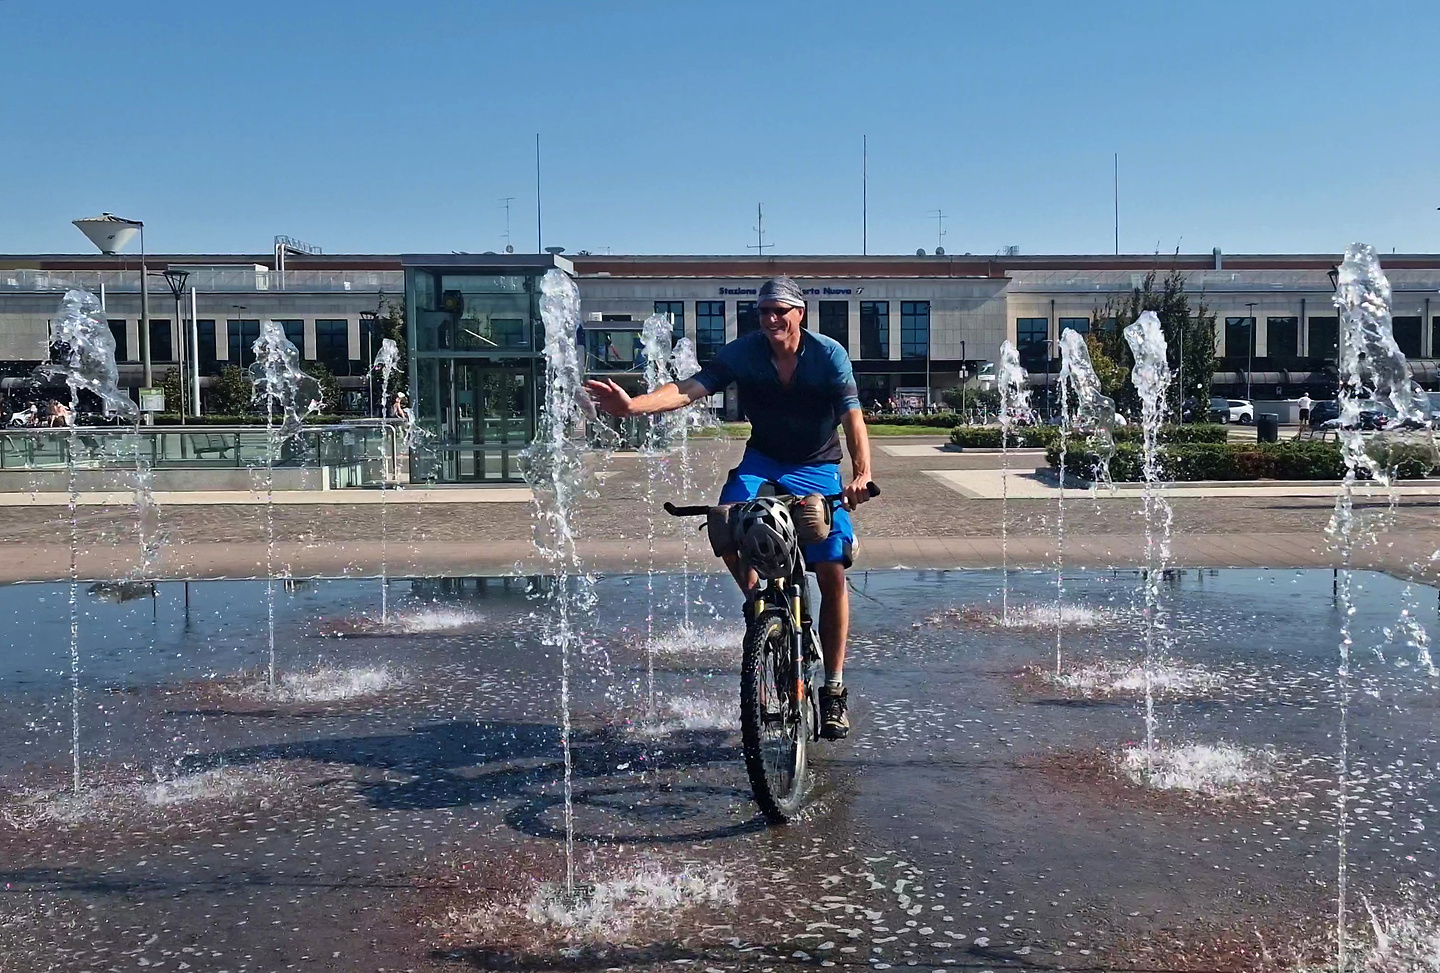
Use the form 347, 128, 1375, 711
160, 269, 191, 421
958, 339, 966, 420
72, 214, 151, 418
1244, 301, 1258, 404
360, 311, 378, 417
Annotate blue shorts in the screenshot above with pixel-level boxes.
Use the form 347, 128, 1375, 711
719, 450, 856, 568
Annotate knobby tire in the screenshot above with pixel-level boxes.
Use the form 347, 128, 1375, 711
740, 607, 808, 823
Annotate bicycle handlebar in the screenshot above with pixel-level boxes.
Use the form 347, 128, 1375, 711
663, 481, 880, 518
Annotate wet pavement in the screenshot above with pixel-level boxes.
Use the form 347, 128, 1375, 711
1, 568, 1438, 972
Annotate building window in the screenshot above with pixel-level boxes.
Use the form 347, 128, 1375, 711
901, 301, 930, 360
585, 329, 640, 370
1224, 316, 1255, 359
859, 301, 889, 359
857, 374, 890, 408
149, 319, 173, 363
315, 319, 349, 375
108, 320, 128, 362
228, 319, 260, 368
277, 319, 305, 357
1308, 316, 1338, 361
818, 301, 848, 350
1393, 316, 1422, 359
1059, 316, 1090, 335
1266, 316, 1298, 359
197, 321, 218, 375
736, 301, 758, 339
654, 301, 684, 336
1016, 317, 1048, 367
1433, 317, 1440, 358
696, 301, 725, 362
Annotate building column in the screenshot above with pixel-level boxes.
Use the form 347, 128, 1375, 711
847, 300, 860, 353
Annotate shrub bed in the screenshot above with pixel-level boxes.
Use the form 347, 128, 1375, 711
1042, 440, 1435, 482
864, 412, 967, 429
947, 423, 1227, 450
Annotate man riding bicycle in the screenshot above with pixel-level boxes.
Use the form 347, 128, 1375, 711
584, 276, 874, 740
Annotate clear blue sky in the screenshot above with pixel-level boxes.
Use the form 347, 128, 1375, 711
4, 0, 1438, 257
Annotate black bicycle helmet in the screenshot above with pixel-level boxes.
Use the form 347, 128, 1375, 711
732, 497, 798, 578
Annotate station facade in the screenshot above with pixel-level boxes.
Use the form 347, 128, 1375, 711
4, 249, 1440, 482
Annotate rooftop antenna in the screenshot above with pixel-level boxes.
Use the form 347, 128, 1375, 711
862, 134, 868, 256
499, 197, 517, 254
928, 209, 947, 252
535, 133, 542, 254
748, 203, 771, 255
1114, 152, 1119, 255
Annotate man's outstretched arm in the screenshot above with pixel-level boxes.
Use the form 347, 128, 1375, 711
584, 377, 710, 418
840, 407, 874, 510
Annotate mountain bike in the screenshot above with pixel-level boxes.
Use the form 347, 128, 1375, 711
664, 481, 880, 823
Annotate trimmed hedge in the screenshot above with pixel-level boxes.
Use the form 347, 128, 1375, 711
948, 423, 1228, 450
1043, 440, 1437, 482
150, 413, 361, 426
864, 412, 967, 429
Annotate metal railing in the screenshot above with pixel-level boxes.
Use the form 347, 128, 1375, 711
0, 268, 403, 294
0, 420, 406, 482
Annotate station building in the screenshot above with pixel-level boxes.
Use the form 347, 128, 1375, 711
3, 249, 1439, 482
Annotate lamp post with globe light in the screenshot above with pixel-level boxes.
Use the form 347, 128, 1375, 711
73, 215, 152, 411
159, 269, 190, 421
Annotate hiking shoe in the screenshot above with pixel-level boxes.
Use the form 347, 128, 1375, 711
819, 686, 850, 740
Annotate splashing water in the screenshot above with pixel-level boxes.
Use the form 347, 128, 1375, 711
372, 337, 402, 621
996, 339, 1032, 625
522, 862, 735, 940
670, 335, 717, 628
1124, 311, 1173, 767
638, 312, 678, 723
1324, 242, 1437, 971
523, 269, 592, 895
1051, 660, 1221, 696
251, 321, 322, 688
1117, 742, 1279, 797
45, 289, 140, 793
241, 665, 397, 703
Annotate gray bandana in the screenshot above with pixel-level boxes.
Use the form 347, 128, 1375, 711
757, 276, 806, 308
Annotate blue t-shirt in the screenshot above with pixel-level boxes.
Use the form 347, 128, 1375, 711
692, 330, 862, 465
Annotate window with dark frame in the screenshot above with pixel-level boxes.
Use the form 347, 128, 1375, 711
859, 301, 889, 359
228, 319, 261, 368
654, 301, 684, 338
1266, 316, 1299, 359
1224, 317, 1256, 359
736, 301, 758, 339
315, 319, 349, 375
818, 301, 848, 350
695, 301, 725, 363
1392, 316, 1422, 359
149, 319, 173, 363
901, 301, 930, 360
1058, 316, 1090, 335
1016, 317, 1048, 367
107, 320, 128, 362
277, 319, 305, 357
1308, 317, 1338, 361
197, 321, 218, 375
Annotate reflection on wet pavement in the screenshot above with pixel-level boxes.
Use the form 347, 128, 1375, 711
0, 567, 1437, 970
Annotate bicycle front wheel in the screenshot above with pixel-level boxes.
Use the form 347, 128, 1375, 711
740, 608, 810, 823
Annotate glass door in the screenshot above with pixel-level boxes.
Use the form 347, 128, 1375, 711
439, 361, 532, 481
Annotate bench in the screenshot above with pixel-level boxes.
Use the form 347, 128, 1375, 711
190, 433, 237, 460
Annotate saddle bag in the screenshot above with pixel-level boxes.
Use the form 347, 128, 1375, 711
706, 504, 737, 557
790, 494, 832, 545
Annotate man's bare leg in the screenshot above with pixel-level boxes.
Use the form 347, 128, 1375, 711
813, 561, 848, 684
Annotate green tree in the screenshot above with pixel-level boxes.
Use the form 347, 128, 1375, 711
208, 365, 255, 416
301, 361, 342, 413
379, 295, 408, 395
1084, 332, 1130, 402
1091, 265, 1217, 419
159, 367, 183, 416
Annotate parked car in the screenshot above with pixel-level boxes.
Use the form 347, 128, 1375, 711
1227, 399, 1255, 424
1208, 397, 1231, 423
1309, 400, 1340, 428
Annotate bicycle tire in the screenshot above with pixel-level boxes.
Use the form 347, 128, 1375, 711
740, 607, 810, 823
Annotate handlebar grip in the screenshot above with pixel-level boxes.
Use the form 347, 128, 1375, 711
664, 502, 711, 517
865, 481, 881, 497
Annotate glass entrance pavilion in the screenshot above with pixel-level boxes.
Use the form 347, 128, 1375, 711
403, 254, 572, 483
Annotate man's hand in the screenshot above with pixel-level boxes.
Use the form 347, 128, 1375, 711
843, 473, 874, 511
583, 379, 633, 417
